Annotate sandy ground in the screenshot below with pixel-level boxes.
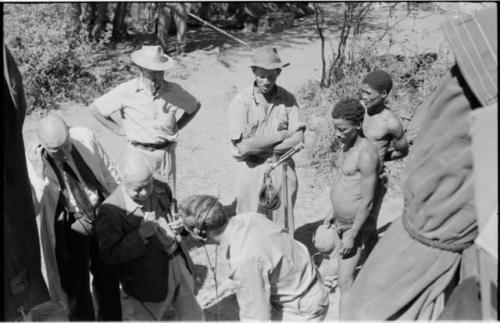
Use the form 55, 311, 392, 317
20, 3, 465, 320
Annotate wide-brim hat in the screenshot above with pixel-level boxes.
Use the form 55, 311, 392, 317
250, 47, 290, 70
131, 45, 174, 71
313, 223, 340, 254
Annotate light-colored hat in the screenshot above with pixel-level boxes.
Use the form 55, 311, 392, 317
250, 47, 290, 70
313, 224, 340, 254
131, 46, 174, 71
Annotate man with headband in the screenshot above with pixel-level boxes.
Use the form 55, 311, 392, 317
179, 195, 329, 320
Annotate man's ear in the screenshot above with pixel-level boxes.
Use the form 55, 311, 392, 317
276, 69, 282, 77
380, 90, 388, 99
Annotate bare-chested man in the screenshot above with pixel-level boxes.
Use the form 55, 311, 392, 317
360, 70, 409, 164
323, 98, 379, 319
359, 70, 409, 248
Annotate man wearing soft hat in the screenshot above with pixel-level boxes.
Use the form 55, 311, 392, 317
228, 47, 305, 230
90, 45, 201, 199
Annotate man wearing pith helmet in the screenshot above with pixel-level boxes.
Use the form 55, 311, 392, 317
90, 45, 201, 199
228, 47, 305, 229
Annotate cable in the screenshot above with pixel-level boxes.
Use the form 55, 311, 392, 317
203, 243, 220, 320
139, 300, 158, 321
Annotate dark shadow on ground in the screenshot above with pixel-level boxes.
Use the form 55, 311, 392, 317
204, 293, 240, 321
193, 264, 208, 295
294, 219, 323, 256
89, 3, 393, 73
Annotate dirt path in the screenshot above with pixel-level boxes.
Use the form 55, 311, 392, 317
22, 4, 455, 320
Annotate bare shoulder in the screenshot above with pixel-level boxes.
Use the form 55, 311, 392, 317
383, 108, 404, 129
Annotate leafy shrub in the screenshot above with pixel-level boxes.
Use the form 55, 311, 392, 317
4, 3, 124, 114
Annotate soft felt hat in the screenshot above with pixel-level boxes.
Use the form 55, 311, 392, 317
131, 45, 175, 71
250, 47, 290, 70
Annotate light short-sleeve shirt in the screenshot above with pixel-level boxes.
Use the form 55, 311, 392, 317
221, 213, 317, 320
94, 77, 200, 144
228, 85, 306, 160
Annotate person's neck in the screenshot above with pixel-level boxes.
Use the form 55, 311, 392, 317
366, 102, 386, 116
141, 74, 158, 93
344, 134, 363, 152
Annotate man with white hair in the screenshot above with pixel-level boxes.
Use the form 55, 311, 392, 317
26, 113, 121, 320
95, 152, 203, 320
90, 45, 201, 198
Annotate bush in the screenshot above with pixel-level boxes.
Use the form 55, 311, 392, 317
296, 40, 453, 179
4, 3, 123, 114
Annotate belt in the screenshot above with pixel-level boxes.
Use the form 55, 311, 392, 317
130, 140, 172, 151
167, 245, 183, 260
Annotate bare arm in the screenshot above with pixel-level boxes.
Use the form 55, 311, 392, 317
177, 102, 201, 130
89, 103, 124, 136
273, 130, 304, 154
235, 130, 289, 155
384, 116, 409, 162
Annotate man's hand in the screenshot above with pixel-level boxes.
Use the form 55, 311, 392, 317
27, 141, 46, 178
340, 232, 355, 257
242, 122, 259, 139
163, 102, 179, 114
168, 218, 185, 233
138, 220, 158, 240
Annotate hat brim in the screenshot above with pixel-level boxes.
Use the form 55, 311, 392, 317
131, 52, 175, 71
250, 62, 290, 70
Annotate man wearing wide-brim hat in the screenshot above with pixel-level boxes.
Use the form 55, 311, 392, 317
227, 47, 305, 230
90, 45, 201, 199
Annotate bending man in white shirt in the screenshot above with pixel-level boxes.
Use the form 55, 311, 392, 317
179, 195, 330, 320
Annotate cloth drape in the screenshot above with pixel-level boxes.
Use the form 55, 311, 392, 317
344, 8, 496, 320
3, 44, 50, 320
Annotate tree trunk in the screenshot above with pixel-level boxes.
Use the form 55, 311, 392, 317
197, 2, 211, 21
112, 2, 128, 41
90, 3, 108, 41
69, 3, 83, 35
313, 3, 327, 88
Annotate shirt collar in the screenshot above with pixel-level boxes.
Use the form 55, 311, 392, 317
121, 186, 143, 214
136, 74, 163, 95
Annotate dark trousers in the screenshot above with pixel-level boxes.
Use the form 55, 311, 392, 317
55, 213, 122, 321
